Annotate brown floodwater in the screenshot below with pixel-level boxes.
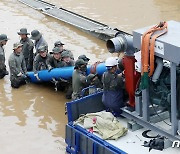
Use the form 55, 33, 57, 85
0, 0, 180, 153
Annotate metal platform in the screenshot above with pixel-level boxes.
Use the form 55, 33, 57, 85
18, 0, 130, 41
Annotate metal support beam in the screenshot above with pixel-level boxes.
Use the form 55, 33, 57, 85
171, 62, 178, 135
121, 108, 180, 141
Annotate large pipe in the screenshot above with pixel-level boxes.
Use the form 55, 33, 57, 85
152, 57, 163, 82
27, 63, 107, 83
106, 34, 135, 56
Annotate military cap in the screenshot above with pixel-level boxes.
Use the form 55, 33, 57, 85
61, 50, 70, 58
30, 30, 42, 40
37, 45, 47, 52
13, 42, 23, 50
74, 59, 86, 69
52, 47, 61, 53
0, 34, 9, 42
54, 40, 64, 47
17, 28, 30, 35
78, 55, 90, 63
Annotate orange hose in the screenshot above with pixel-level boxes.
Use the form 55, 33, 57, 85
141, 21, 168, 76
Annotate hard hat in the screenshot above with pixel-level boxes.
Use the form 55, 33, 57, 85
105, 57, 119, 67
74, 59, 86, 69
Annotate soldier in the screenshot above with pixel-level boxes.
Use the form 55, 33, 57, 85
61, 50, 75, 67
47, 47, 64, 69
102, 57, 125, 115
18, 28, 34, 71
54, 40, 74, 60
0, 34, 9, 79
78, 54, 90, 64
8, 42, 27, 88
87, 73, 102, 94
72, 59, 88, 100
30, 30, 48, 55
33, 45, 51, 80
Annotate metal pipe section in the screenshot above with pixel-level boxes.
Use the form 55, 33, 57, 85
106, 34, 135, 56
152, 57, 163, 82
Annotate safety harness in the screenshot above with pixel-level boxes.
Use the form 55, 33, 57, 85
141, 22, 168, 89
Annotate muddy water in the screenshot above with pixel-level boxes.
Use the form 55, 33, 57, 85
0, 0, 180, 153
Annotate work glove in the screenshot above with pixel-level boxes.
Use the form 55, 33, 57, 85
17, 72, 23, 77
34, 73, 41, 81
48, 66, 54, 72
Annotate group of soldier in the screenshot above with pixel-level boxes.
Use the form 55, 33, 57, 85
0, 28, 125, 115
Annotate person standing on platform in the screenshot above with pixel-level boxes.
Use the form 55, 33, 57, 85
102, 57, 125, 115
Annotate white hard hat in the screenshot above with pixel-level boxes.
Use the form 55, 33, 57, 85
105, 57, 119, 67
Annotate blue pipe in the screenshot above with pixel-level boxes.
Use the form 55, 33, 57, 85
27, 63, 107, 83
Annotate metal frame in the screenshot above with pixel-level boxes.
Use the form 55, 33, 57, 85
121, 61, 180, 142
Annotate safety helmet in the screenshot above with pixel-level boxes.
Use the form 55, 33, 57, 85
105, 57, 119, 67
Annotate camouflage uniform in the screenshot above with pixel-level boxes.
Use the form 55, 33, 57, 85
20, 38, 34, 71
34, 37, 48, 55
30, 30, 48, 55
0, 34, 9, 79
54, 40, 74, 60
102, 71, 124, 113
47, 56, 64, 68
64, 49, 74, 60
0, 45, 7, 78
8, 51, 27, 88
72, 69, 87, 100
33, 53, 51, 74
72, 59, 88, 100
61, 50, 75, 67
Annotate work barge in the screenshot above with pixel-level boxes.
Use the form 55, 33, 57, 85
18, 0, 180, 153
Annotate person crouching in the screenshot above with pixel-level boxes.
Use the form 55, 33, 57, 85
8, 42, 27, 88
